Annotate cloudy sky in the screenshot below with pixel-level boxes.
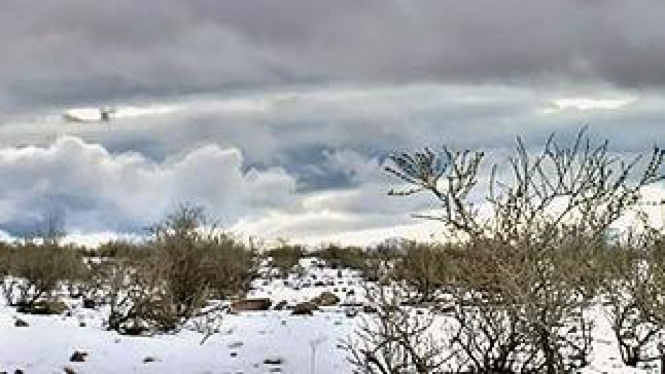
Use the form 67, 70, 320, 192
1, 0, 664, 245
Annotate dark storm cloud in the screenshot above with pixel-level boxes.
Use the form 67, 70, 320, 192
1, 0, 665, 109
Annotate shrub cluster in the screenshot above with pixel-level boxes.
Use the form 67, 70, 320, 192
0, 240, 84, 313
0, 205, 258, 335
263, 242, 306, 278
346, 129, 665, 373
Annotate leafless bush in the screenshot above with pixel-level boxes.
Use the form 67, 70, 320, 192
100, 254, 185, 334
265, 241, 306, 278
0, 241, 84, 311
428, 239, 594, 373
343, 284, 450, 374
391, 242, 451, 303
100, 204, 258, 334
313, 244, 370, 271
191, 304, 227, 345
601, 230, 665, 368
346, 128, 665, 372
151, 205, 257, 303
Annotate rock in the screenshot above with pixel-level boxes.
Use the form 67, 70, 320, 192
434, 304, 455, 314
117, 321, 150, 336
273, 300, 288, 311
362, 305, 378, 314
69, 351, 88, 362
291, 302, 318, 316
311, 291, 340, 306
263, 357, 284, 365
17, 300, 68, 315
230, 298, 272, 312
64, 367, 77, 374
143, 356, 157, 363
82, 299, 97, 309
14, 318, 29, 327
345, 307, 359, 318
228, 341, 244, 349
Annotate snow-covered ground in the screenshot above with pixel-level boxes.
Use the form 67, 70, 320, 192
0, 257, 656, 373
0, 306, 356, 374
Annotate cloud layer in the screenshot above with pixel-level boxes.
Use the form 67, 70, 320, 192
1, 2, 664, 243
2, 1, 665, 109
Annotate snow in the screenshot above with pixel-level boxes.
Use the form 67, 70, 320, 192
0, 257, 656, 373
0, 307, 355, 374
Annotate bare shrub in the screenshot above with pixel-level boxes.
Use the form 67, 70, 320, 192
391, 242, 451, 303
2, 242, 83, 311
265, 242, 306, 278
101, 204, 258, 334
343, 284, 449, 374
344, 128, 665, 372
602, 231, 665, 368
151, 205, 257, 305
202, 234, 258, 300
191, 304, 227, 345
102, 256, 173, 334
314, 244, 369, 271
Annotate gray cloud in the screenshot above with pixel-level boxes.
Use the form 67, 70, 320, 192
2, 1, 664, 243
0, 82, 664, 242
2, 84, 663, 191
1, 0, 665, 110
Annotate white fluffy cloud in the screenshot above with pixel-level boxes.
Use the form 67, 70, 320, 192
0, 137, 296, 234
0, 136, 437, 243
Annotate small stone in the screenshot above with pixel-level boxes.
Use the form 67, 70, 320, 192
228, 341, 244, 349
69, 351, 88, 362
311, 291, 340, 307
82, 299, 96, 309
14, 318, 29, 327
291, 301, 318, 316
230, 298, 272, 312
263, 357, 283, 365
273, 300, 288, 311
362, 305, 378, 314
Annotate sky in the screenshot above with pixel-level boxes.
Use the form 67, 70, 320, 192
1, 0, 665, 245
